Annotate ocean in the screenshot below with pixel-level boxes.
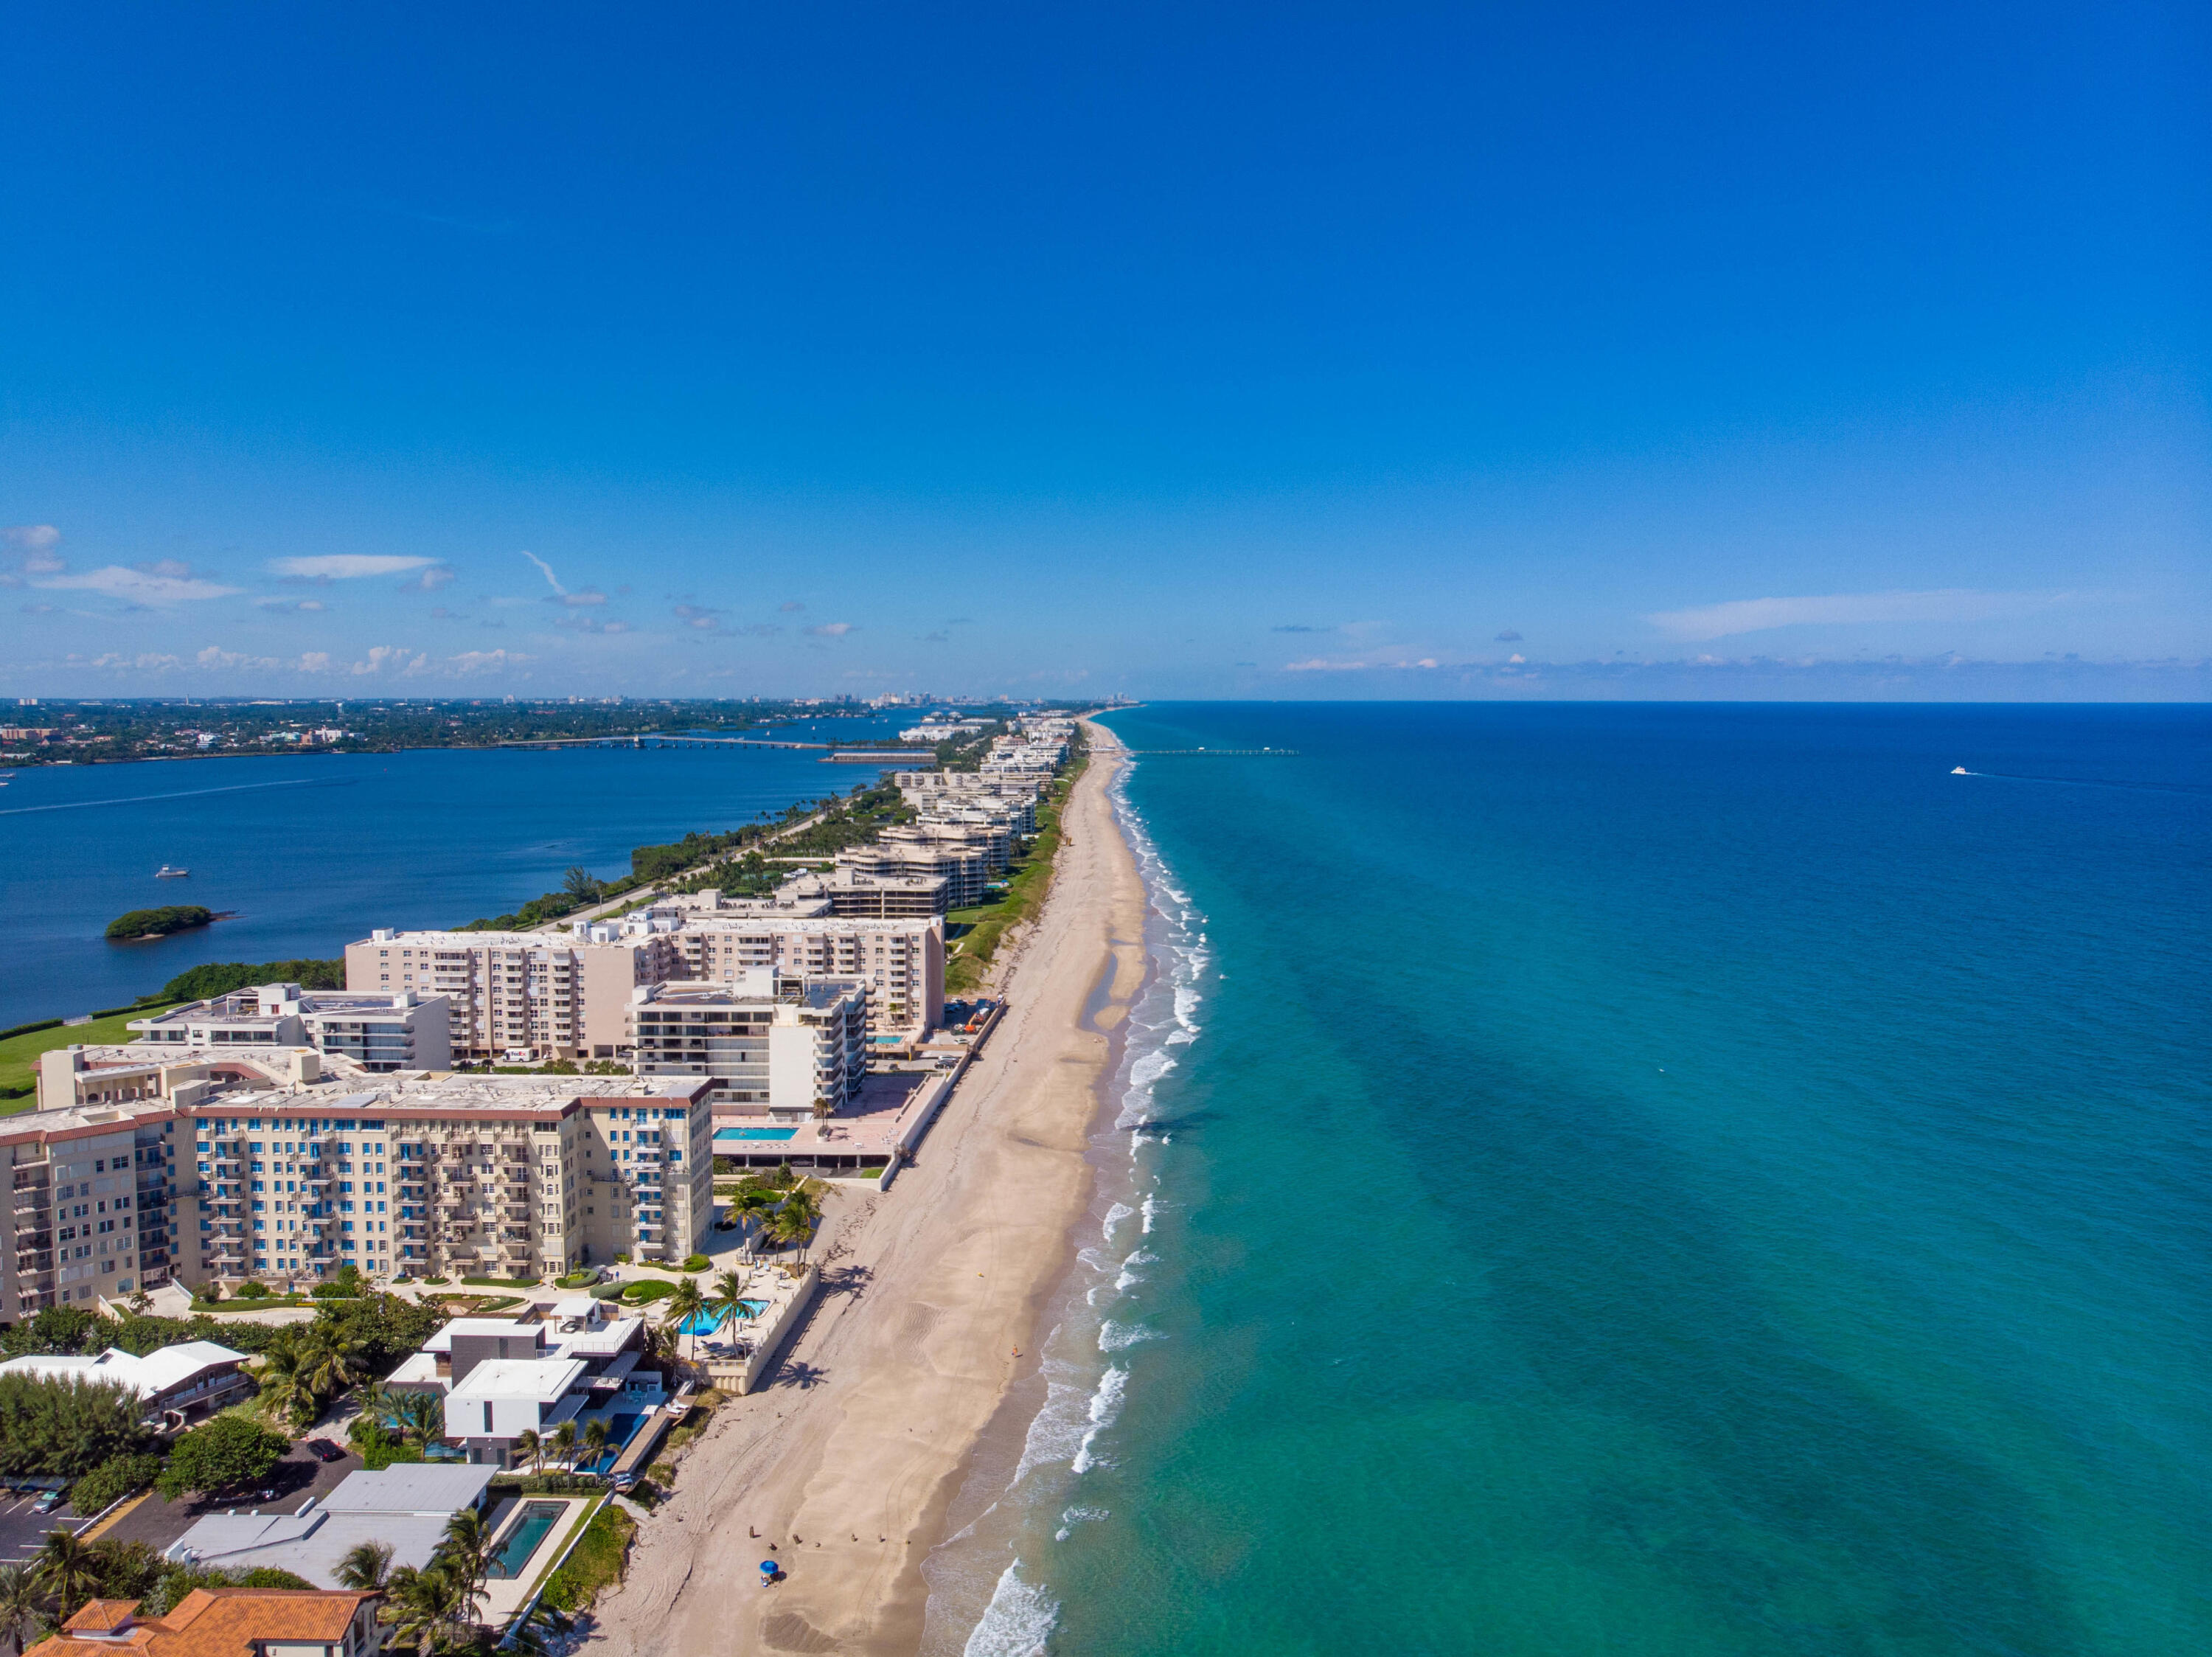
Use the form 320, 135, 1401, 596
0, 736, 903, 1026
924, 703, 2211, 1657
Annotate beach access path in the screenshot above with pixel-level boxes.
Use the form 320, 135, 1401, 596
587, 720, 1144, 1657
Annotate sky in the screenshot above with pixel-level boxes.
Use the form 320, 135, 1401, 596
2, 1, 2206, 701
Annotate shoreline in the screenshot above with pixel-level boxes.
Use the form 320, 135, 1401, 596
585, 718, 1147, 1656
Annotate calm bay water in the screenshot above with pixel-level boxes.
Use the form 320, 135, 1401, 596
927, 703, 2210, 1657
0, 740, 887, 1026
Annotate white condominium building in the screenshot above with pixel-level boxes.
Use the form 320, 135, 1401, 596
0, 1096, 182, 1314
182, 1074, 712, 1287
345, 929, 685, 1061
629, 975, 869, 1117
128, 984, 451, 1072
652, 900, 945, 1035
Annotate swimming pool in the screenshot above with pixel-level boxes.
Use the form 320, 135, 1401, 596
714, 1128, 799, 1142
678, 1300, 769, 1334
576, 1411, 642, 1475
485, 1501, 566, 1580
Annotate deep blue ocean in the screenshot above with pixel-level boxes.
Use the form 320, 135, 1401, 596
925, 703, 2210, 1657
0, 736, 902, 1026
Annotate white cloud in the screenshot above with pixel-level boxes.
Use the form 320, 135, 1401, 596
1284, 657, 1369, 671
805, 622, 854, 637
197, 646, 281, 671
4, 525, 65, 574
449, 648, 529, 673
402, 563, 456, 591
256, 597, 327, 612
268, 555, 439, 580
298, 651, 333, 673
1647, 588, 2078, 642
35, 566, 243, 605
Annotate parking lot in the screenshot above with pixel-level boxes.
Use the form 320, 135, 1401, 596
102, 1440, 364, 1558
0, 1487, 84, 1566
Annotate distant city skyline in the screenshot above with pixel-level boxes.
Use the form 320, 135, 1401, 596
4, 4, 2205, 701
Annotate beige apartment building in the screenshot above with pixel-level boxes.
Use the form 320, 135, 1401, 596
777, 867, 950, 918
344, 930, 684, 1061
182, 1074, 712, 1287
1, 1097, 181, 1315
835, 842, 987, 907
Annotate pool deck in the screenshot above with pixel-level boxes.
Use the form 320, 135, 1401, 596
709, 1068, 948, 1170
476, 1491, 597, 1623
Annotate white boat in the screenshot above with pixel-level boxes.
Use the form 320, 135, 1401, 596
155, 865, 190, 878
1950, 766, 1970, 776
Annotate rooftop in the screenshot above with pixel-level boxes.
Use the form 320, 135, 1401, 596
0, 1342, 245, 1401
448, 1356, 586, 1403
34, 1588, 372, 1657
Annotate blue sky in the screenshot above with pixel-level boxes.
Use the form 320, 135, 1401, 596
3, 1, 2205, 699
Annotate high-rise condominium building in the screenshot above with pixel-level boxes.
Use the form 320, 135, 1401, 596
0, 1097, 181, 1314
629, 975, 869, 1115
182, 1075, 712, 1285
344, 931, 684, 1060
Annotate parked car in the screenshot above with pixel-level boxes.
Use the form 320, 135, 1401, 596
31, 1491, 60, 1514
305, 1438, 348, 1463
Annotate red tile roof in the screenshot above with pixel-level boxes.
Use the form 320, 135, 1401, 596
32, 1588, 375, 1657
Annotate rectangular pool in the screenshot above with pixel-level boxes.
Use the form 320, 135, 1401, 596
714, 1128, 799, 1142
485, 1500, 566, 1580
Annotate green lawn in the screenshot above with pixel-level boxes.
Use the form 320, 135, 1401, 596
0, 1006, 179, 1108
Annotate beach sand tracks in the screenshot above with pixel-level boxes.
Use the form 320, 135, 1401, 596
759, 1611, 841, 1653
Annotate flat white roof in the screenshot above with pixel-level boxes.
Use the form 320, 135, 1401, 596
448, 1357, 585, 1403
319, 1462, 496, 1515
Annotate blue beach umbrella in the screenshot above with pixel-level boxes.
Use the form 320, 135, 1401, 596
759, 1560, 777, 1576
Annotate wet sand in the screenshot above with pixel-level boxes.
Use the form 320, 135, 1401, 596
589, 720, 1145, 1656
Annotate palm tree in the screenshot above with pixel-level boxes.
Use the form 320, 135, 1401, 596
335, 1540, 393, 1592
512, 1428, 543, 1476
577, 1417, 610, 1474
723, 1186, 779, 1261
31, 1530, 100, 1625
637, 1319, 678, 1366
546, 1420, 578, 1471
294, 1324, 368, 1406
0, 1565, 40, 1656
770, 1184, 822, 1262
379, 1561, 471, 1656
665, 1276, 704, 1366
706, 1268, 749, 1337
438, 1508, 491, 1618
388, 1389, 444, 1449
255, 1341, 314, 1428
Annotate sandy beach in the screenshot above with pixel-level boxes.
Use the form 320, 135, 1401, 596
588, 719, 1147, 1656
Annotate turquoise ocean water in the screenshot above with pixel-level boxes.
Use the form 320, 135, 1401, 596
922, 703, 2210, 1657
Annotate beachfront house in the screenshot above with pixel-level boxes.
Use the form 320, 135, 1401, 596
383, 1298, 663, 1467
163, 1464, 496, 1586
